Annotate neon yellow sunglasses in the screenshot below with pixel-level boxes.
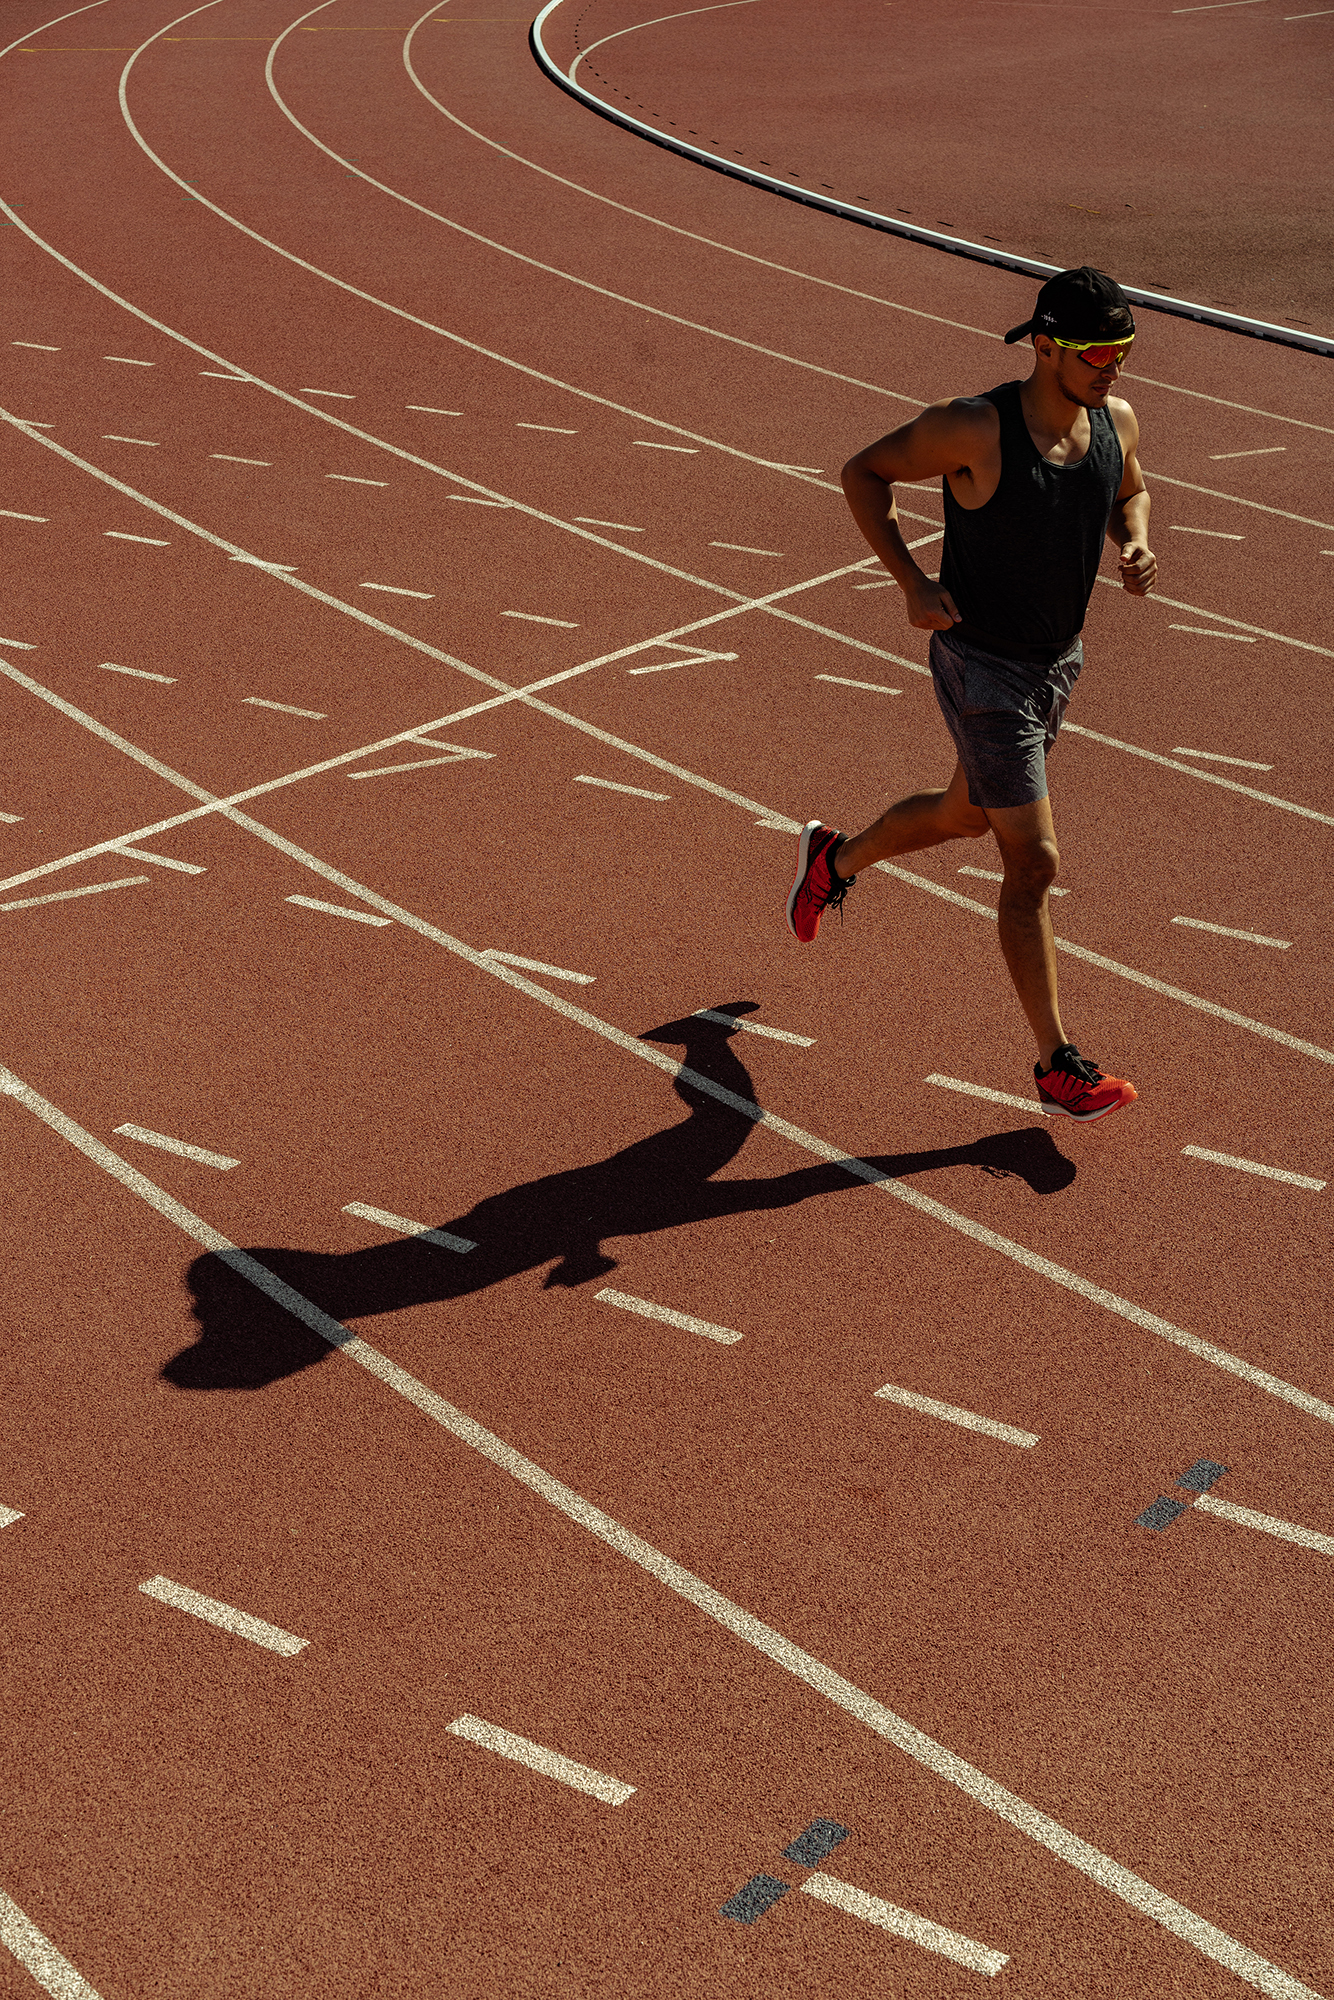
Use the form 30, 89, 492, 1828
1052, 333, 1135, 367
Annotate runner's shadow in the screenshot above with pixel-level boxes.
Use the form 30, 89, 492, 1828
164, 1003, 1074, 1391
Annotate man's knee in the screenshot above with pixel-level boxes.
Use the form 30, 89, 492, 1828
999, 836, 1060, 896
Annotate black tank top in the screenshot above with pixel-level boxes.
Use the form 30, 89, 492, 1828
939, 380, 1124, 665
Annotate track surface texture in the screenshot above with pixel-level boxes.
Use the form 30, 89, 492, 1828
1, 1, 1332, 1996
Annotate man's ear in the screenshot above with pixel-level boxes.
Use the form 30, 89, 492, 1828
1032, 334, 1056, 364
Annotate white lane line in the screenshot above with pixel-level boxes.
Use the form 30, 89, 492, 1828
449, 494, 509, 505
0, 1886, 104, 2000
801, 1872, 1008, 1973
1169, 625, 1256, 641
0, 510, 48, 522
342, 1201, 477, 1252
815, 674, 901, 694
299, 386, 353, 398
0, 639, 35, 649
406, 404, 462, 413
634, 440, 697, 451
1172, 746, 1273, 770
114, 846, 205, 873
100, 662, 175, 683
626, 641, 738, 675
693, 1008, 814, 1046
958, 865, 1067, 894
711, 541, 782, 556
101, 433, 158, 446
1194, 1493, 1334, 1554
104, 530, 169, 544
1062, 722, 1332, 827
1285, 6, 1334, 14
1, 877, 148, 913
1209, 447, 1287, 460
114, 1124, 239, 1169
480, 948, 594, 983
925, 1073, 1042, 1115
326, 472, 386, 485
575, 516, 642, 531
229, 557, 297, 571
1172, 0, 1266, 10
447, 1714, 634, 1804
1094, 575, 1331, 660
348, 752, 483, 779
517, 421, 578, 433
854, 577, 898, 588
103, 354, 153, 365
1182, 1146, 1324, 1191
0, 1069, 1325, 2000
874, 1382, 1039, 1450
139, 1575, 307, 1655
0, 1505, 23, 1528
286, 894, 392, 926
243, 696, 326, 718
502, 610, 579, 627
1172, 916, 1290, 948
12, 341, 61, 350
211, 453, 271, 464
359, 581, 434, 598
200, 369, 249, 379
596, 1288, 742, 1346
1170, 524, 1243, 539
0, 813, 22, 824
573, 773, 668, 800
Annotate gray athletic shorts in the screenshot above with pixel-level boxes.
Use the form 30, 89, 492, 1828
929, 628, 1083, 811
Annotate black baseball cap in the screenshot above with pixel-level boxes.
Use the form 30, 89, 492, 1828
1004, 266, 1135, 345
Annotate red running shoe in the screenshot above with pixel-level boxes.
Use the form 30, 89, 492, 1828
786, 821, 854, 941
1035, 1044, 1137, 1122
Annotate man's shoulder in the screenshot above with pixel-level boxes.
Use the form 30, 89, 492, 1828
1105, 393, 1139, 443
921, 391, 1003, 440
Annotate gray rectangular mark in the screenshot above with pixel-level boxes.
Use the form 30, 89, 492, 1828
1177, 1459, 1228, 1494
721, 1874, 790, 1925
1136, 1496, 1188, 1532
783, 1818, 850, 1867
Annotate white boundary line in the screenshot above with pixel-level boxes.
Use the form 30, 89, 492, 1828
1181, 1146, 1325, 1191
139, 1575, 308, 1655
0, 1885, 104, 2000
1193, 1494, 1334, 1555
595, 1287, 742, 1344
446, 1713, 635, 1803
800, 1871, 1008, 1974
874, 1382, 1039, 1449
0, 1066, 1320, 2000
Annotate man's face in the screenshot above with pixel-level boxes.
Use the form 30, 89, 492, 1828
1047, 338, 1126, 409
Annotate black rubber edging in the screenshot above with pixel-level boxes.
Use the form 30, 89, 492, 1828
529, 2, 1332, 362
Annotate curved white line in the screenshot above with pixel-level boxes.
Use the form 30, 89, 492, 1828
530, 0, 1334, 360
569, 0, 758, 82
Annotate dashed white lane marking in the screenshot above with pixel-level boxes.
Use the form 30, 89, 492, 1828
711, 541, 782, 556
1169, 625, 1257, 642
243, 696, 326, 719
596, 1288, 742, 1346
0, 1886, 103, 2000
343, 1201, 477, 1252
693, 1008, 814, 1046
1, 1072, 1325, 1998
1182, 1146, 1325, 1191
1, 877, 148, 913
12, 340, 61, 350
815, 673, 901, 694
229, 556, 298, 571
449, 494, 509, 506
298, 386, 353, 398
575, 516, 643, 531
634, 440, 697, 451
114, 846, 205, 874
359, 580, 434, 598
140, 1575, 308, 1655
327, 472, 386, 486
100, 662, 175, 684
1, 510, 48, 522
627, 641, 739, 675
1194, 1493, 1334, 1554
1063, 722, 1330, 826
114, 1124, 239, 1169
0, 813, 22, 825
447, 1714, 635, 1804
101, 433, 158, 446
958, 865, 1068, 894
1172, 916, 1291, 948
480, 948, 594, 983
0, 639, 35, 649
0, 1505, 23, 1528
211, 453, 271, 464
517, 421, 577, 433
502, 610, 579, 627
1285, 6, 1334, 15
573, 773, 669, 800
1172, 746, 1273, 770
1169, 524, 1244, 539
286, 895, 392, 926
800, 1872, 1009, 1973
925, 1073, 1041, 1115
104, 530, 169, 545
1209, 446, 1287, 459
874, 1381, 1039, 1449
406, 404, 462, 414
103, 354, 153, 365
853, 576, 898, 588
200, 369, 249, 380
348, 746, 492, 778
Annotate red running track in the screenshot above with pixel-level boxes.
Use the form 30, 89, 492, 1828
0, 2, 1332, 1996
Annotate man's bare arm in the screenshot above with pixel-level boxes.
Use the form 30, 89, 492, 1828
1106, 400, 1156, 596
841, 400, 995, 630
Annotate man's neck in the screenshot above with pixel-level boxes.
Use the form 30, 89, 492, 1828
1020, 368, 1089, 442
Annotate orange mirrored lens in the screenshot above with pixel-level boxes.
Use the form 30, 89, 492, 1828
1071, 341, 1133, 367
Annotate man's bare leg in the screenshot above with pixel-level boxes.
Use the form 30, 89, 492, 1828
834, 761, 989, 874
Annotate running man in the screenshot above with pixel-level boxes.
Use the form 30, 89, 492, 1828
786, 266, 1156, 1121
